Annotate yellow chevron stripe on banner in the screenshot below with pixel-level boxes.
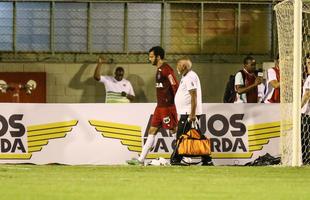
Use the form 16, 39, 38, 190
121, 140, 141, 147
249, 146, 263, 152
211, 152, 253, 159
27, 120, 78, 131
102, 133, 141, 142
22, 120, 77, 157
89, 120, 141, 131
0, 154, 32, 159
147, 154, 171, 159
127, 146, 142, 152
89, 120, 143, 154
248, 139, 269, 146
28, 140, 48, 147
248, 127, 280, 136
28, 132, 67, 142
246, 121, 282, 152
28, 146, 42, 153
248, 132, 280, 141
247, 121, 280, 130
96, 127, 140, 136
27, 127, 72, 136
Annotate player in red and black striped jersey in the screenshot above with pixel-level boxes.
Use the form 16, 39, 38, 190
127, 46, 179, 165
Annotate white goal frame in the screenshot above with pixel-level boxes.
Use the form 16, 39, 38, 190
274, 0, 302, 166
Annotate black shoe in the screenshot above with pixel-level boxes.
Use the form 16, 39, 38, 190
201, 161, 214, 166
171, 158, 188, 166
201, 155, 213, 166
170, 156, 182, 165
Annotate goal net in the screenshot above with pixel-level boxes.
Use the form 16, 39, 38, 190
275, 0, 310, 166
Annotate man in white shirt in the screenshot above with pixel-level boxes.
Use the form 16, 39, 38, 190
94, 57, 135, 103
301, 53, 310, 164
234, 56, 263, 103
264, 55, 280, 103
171, 57, 213, 166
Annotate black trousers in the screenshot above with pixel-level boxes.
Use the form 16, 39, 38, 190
170, 114, 211, 164
301, 114, 310, 165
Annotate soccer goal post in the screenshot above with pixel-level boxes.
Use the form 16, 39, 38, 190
274, 0, 304, 166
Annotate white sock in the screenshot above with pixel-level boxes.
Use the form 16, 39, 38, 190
138, 134, 155, 162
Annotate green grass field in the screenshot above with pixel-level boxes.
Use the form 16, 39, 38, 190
0, 165, 309, 200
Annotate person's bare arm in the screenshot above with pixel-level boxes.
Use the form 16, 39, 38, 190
236, 77, 262, 94
301, 89, 310, 108
121, 92, 135, 102
189, 89, 197, 122
270, 80, 280, 89
94, 57, 105, 81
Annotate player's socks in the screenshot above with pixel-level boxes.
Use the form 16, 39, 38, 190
138, 134, 155, 162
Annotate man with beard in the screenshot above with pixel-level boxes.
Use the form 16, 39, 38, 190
127, 46, 179, 165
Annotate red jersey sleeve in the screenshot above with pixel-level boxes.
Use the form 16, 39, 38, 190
162, 66, 179, 96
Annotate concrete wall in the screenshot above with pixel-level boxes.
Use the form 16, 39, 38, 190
0, 62, 258, 103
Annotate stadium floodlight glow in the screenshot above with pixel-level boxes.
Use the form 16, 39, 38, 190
0, 80, 8, 93
25, 80, 37, 94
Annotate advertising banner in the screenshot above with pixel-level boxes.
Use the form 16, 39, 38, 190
0, 103, 280, 165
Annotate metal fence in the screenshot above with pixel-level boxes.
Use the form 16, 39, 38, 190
0, 1, 274, 60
